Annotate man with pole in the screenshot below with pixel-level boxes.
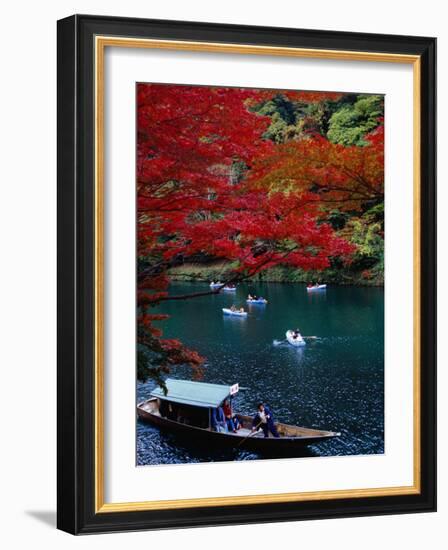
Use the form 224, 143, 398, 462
251, 402, 280, 438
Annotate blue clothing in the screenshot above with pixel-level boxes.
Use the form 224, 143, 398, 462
226, 417, 236, 432
252, 404, 275, 426
211, 406, 227, 432
252, 405, 279, 438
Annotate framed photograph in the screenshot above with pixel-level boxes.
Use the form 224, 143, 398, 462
57, 14, 436, 534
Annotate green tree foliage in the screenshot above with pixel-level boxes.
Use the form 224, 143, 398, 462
327, 95, 384, 146
340, 203, 384, 282
255, 94, 303, 143
253, 92, 382, 145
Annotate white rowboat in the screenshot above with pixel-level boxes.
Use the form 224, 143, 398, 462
247, 298, 268, 304
223, 308, 247, 317
286, 330, 306, 346
306, 284, 327, 292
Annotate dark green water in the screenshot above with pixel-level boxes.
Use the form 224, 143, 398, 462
137, 281, 384, 465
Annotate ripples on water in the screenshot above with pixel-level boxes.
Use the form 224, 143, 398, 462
137, 282, 384, 465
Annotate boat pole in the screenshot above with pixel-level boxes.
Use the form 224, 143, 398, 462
236, 420, 264, 448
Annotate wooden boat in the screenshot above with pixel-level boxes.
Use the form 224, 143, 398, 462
137, 379, 339, 454
306, 284, 327, 292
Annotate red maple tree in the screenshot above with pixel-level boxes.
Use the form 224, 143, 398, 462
137, 84, 357, 385
248, 123, 384, 211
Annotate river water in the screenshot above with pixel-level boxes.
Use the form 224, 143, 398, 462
137, 281, 384, 465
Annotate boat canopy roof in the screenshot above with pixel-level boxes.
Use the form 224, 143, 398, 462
150, 379, 239, 408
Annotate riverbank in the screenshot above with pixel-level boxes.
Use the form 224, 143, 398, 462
167, 261, 384, 287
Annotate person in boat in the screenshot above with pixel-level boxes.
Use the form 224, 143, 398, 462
159, 399, 168, 418
223, 399, 236, 432
233, 415, 242, 430
211, 406, 227, 433
230, 305, 236, 312
248, 294, 253, 301
239, 307, 245, 313
293, 328, 301, 338
252, 403, 279, 438
222, 399, 241, 432
167, 402, 177, 421
159, 400, 177, 420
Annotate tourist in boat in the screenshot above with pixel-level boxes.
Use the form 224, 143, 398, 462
293, 328, 301, 338
222, 399, 240, 432
252, 403, 280, 438
233, 415, 242, 430
160, 400, 177, 420
247, 293, 253, 301
211, 405, 227, 433
166, 402, 177, 421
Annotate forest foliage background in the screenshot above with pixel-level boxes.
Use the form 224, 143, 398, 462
137, 85, 384, 384
165, 91, 385, 286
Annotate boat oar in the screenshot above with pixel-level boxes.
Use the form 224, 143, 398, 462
236, 420, 264, 448
276, 336, 318, 345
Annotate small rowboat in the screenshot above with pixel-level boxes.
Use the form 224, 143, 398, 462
223, 286, 236, 292
246, 298, 268, 305
137, 379, 340, 454
222, 308, 247, 317
286, 330, 306, 347
209, 282, 223, 289
306, 284, 327, 292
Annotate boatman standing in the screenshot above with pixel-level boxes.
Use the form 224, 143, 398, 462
252, 402, 280, 438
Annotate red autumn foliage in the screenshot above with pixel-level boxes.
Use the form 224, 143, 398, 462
136, 84, 363, 383
254, 89, 344, 104
248, 123, 384, 211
